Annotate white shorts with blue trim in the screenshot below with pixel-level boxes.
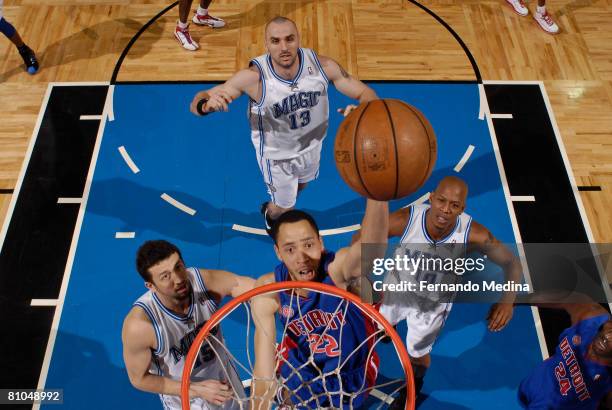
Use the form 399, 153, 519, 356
257, 144, 321, 209
380, 299, 453, 358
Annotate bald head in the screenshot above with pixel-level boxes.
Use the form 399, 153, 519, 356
265, 16, 298, 36
434, 176, 468, 203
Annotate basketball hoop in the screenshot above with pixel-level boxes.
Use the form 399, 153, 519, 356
180, 281, 415, 409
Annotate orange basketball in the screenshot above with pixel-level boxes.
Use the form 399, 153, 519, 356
334, 99, 437, 200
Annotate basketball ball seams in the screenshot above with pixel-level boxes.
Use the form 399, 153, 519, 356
404, 103, 436, 187
334, 98, 437, 201
382, 99, 400, 199
353, 102, 375, 199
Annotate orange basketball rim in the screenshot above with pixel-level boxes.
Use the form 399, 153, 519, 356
180, 281, 416, 410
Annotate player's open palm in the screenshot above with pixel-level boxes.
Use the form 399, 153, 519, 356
191, 379, 233, 406
487, 302, 513, 332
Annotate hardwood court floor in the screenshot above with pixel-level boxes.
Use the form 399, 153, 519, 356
1, 0, 611, 241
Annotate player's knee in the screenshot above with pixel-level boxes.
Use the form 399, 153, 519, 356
0, 17, 17, 39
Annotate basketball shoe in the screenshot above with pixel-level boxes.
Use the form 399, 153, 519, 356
175, 23, 199, 51
18, 45, 39, 74
260, 202, 275, 237
192, 13, 226, 28
534, 10, 559, 34
506, 0, 529, 16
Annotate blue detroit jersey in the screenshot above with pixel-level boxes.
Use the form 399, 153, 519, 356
274, 251, 379, 409
519, 314, 612, 409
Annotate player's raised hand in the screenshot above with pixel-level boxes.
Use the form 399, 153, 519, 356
337, 104, 358, 117
190, 379, 233, 405
486, 302, 514, 332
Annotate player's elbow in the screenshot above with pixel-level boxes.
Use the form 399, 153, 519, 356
127, 373, 146, 391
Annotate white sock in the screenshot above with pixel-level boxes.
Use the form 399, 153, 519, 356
197, 6, 208, 16
177, 20, 189, 29
536, 5, 546, 14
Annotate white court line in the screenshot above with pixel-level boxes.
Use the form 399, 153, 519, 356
79, 115, 103, 120
57, 197, 83, 204
321, 224, 361, 236
31, 299, 59, 307
48, 82, 110, 86
107, 84, 115, 121
538, 82, 612, 310
161, 193, 196, 216
454, 145, 475, 173
511, 196, 536, 202
34, 85, 112, 404
370, 389, 394, 405
0, 84, 53, 249
482, 88, 549, 360
491, 113, 513, 119
484, 80, 544, 85
115, 232, 136, 239
118, 146, 140, 174
478, 83, 487, 120
231, 223, 362, 237
232, 224, 267, 236
402, 191, 430, 208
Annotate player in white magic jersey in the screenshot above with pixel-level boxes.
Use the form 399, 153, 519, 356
190, 16, 378, 231
354, 176, 523, 407
122, 240, 255, 410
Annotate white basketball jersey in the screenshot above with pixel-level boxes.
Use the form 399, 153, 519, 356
249, 48, 330, 160
134, 268, 244, 410
393, 204, 473, 303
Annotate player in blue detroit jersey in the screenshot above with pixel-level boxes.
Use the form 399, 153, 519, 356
190, 16, 378, 232
518, 294, 612, 409
250, 199, 389, 409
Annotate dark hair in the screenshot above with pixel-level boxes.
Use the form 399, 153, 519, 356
271, 210, 320, 244
136, 240, 183, 282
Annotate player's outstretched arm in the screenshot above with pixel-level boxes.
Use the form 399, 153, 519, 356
331, 199, 388, 286
251, 274, 280, 410
202, 269, 256, 300
190, 67, 260, 115
318, 55, 377, 109
351, 206, 411, 244
122, 308, 233, 404
469, 222, 522, 331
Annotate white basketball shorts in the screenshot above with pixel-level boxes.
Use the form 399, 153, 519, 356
257, 144, 321, 209
379, 300, 453, 358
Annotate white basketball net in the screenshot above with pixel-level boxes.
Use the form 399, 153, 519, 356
185, 286, 409, 410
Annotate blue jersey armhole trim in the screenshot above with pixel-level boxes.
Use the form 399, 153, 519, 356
400, 205, 414, 243
250, 59, 266, 108
464, 216, 473, 244
193, 267, 218, 311
134, 302, 164, 356
310, 49, 329, 85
